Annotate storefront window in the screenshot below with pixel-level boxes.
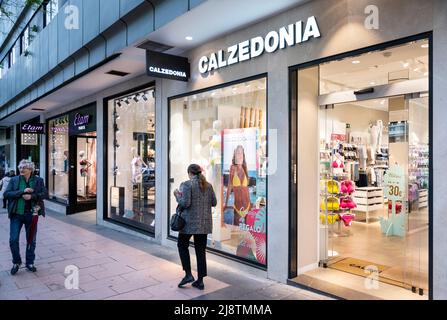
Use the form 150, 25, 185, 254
107, 88, 156, 232
48, 115, 69, 203
169, 77, 268, 266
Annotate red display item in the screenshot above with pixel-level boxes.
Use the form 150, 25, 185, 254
339, 213, 355, 227
340, 196, 357, 209
340, 180, 355, 194
388, 201, 403, 213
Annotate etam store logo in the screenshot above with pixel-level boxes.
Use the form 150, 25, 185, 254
198, 16, 321, 74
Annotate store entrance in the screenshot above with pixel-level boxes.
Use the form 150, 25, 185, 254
319, 94, 428, 295
290, 37, 430, 300
69, 133, 97, 213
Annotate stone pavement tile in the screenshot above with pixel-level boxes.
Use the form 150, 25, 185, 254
191, 286, 253, 300
63, 286, 119, 300
256, 283, 300, 300
89, 262, 136, 280
78, 264, 106, 276
0, 289, 29, 300
110, 277, 160, 294
18, 284, 52, 298
35, 255, 66, 264
237, 291, 271, 300
79, 275, 128, 292
142, 263, 185, 282
28, 288, 85, 300
180, 277, 230, 299
105, 289, 154, 300
143, 280, 188, 298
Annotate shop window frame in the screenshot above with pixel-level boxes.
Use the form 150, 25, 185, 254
167, 73, 269, 270
102, 81, 156, 237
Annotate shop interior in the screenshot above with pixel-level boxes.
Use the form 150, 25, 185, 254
294, 39, 429, 299
169, 78, 267, 266
108, 88, 156, 232
76, 134, 97, 204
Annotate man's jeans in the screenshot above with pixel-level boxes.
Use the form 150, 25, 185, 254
9, 212, 37, 265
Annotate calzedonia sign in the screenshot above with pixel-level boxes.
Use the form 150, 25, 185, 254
146, 50, 190, 82
199, 16, 321, 74
21, 123, 45, 134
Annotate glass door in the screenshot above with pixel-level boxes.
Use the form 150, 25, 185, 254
317, 94, 429, 296
69, 134, 97, 213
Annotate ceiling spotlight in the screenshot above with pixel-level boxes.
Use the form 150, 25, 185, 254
370, 81, 375, 85
352, 60, 360, 64
403, 62, 409, 68
185, 36, 193, 41
124, 98, 130, 105
421, 43, 429, 48
380, 100, 386, 105
116, 100, 122, 107
142, 93, 148, 101
133, 94, 139, 102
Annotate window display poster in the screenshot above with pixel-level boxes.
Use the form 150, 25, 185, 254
222, 128, 266, 265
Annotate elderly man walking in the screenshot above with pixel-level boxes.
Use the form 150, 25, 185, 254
4, 159, 48, 275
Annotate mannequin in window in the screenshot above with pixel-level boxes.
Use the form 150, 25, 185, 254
370, 120, 383, 152
79, 150, 91, 177
131, 147, 148, 185
224, 145, 251, 226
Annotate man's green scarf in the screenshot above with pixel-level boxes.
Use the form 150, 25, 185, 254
16, 176, 35, 215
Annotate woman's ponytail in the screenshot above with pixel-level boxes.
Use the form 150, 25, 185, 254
187, 164, 208, 192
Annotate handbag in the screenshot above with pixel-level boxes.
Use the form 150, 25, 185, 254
170, 205, 186, 231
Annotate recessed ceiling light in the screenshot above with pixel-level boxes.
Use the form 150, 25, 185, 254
421, 43, 429, 48
403, 62, 409, 68
185, 36, 193, 41
380, 100, 386, 105
370, 81, 375, 85
352, 60, 360, 64
413, 68, 420, 72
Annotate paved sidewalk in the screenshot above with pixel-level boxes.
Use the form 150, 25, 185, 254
0, 208, 331, 300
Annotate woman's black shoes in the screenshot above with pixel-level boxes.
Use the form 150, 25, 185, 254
178, 274, 195, 287
192, 280, 205, 290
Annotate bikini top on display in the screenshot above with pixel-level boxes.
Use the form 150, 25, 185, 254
233, 171, 248, 187
332, 159, 344, 168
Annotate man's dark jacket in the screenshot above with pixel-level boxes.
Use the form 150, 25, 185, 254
4, 175, 48, 219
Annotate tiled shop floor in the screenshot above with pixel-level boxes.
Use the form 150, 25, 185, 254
0, 209, 330, 300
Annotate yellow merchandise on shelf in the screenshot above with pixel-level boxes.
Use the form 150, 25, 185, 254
320, 196, 340, 211
320, 213, 339, 225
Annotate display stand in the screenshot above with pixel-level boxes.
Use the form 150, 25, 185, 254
352, 187, 384, 223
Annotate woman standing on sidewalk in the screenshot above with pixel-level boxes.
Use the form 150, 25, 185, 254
174, 164, 217, 290
0, 170, 16, 208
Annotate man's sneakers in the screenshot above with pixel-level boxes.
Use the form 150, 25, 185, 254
26, 264, 37, 272
10, 264, 20, 275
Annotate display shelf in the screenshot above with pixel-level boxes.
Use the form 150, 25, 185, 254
352, 187, 384, 223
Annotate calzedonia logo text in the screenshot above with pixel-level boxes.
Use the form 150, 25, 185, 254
149, 66, 187, 78
198, 16, 321, 74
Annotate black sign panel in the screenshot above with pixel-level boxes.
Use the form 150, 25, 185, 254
146, 50, 190, 82
69, 103, 96, 135
21, 123, 45, 134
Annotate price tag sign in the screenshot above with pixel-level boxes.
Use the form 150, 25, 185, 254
384, 165, 405, 202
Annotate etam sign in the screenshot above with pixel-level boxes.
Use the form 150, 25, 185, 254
198, 16, 321, 74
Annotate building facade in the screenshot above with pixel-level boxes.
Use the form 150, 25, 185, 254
1, 0, 446, 300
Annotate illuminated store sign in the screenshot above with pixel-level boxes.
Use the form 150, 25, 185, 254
198, 16, 321, 74
146, 50, 190, 81
21, 123, 45, 134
